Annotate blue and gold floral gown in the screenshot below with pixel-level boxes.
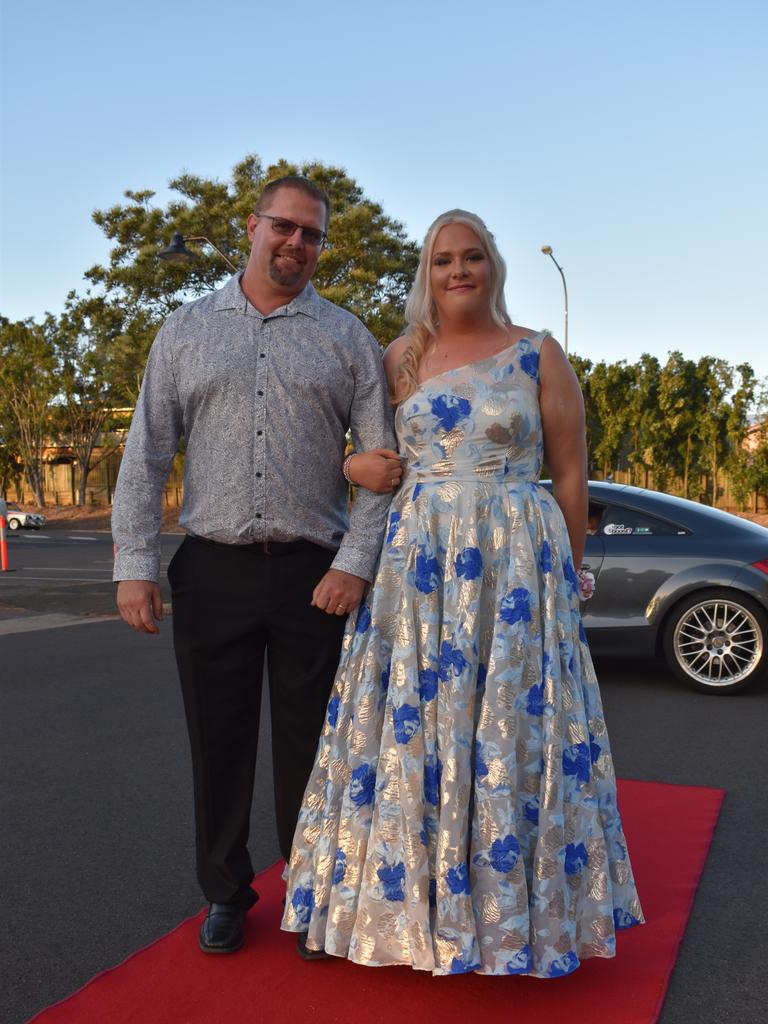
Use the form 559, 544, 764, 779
281, 333, 643, 977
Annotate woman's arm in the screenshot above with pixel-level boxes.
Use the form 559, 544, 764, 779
539, 336, 588, 567
345, 336, 410, 494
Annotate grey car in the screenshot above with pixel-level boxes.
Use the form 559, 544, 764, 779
542, 481, 768, 694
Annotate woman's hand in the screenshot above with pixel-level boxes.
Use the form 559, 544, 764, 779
347, 449, 403, 494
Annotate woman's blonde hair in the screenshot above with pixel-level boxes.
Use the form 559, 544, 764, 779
393, 209, 511, 402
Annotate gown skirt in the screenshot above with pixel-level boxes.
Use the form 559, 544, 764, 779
281, 333, 644, 977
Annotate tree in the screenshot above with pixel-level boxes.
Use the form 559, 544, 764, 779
0, 317, 58, 507
86, 155, 419, 380
585, 360, 635, 477
729, 376, 767, 509
723, 363, 758, 503
656, 352, 709, 497
0, 402, 23, 499
694, 357, 734, 504
52, 294, 131, 505
626, 354, 661, 488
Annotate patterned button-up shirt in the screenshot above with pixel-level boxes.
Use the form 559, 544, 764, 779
112, 274, 395, 583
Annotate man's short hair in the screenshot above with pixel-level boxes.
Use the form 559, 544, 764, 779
255, 176, 331, 228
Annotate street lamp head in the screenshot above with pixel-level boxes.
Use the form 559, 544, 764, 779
540, 245, 553, 255
157, 231, 240, 273
158, 232, 198, 264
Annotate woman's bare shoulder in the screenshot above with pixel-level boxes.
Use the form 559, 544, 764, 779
511, 324, 559, 347
383, 334, 410, 371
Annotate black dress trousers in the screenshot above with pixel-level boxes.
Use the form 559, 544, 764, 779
168, 535, 347, 910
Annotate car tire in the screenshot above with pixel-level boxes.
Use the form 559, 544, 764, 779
8, 518, 20, 530
663, 588, 768, 694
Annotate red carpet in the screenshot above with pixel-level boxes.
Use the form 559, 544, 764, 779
31, 780, 724, 1024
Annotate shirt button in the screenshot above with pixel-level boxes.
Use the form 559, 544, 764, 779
257, 430, 263, 436
256, 472, 262, 478
255, 513, 262, 519
257, 390, 264, 396
260, 353, 266, 358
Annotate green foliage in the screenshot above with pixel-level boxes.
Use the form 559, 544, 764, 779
626, 354, 661, 487
0, 403, 22, 497
729, 380, 768, 508
0, 316, 58, 506
53, 293, 132, 504
571, 348, 763, 505
87, 155, 419, 361
587, 361, 635, 477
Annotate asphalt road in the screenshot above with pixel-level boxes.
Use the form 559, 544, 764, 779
2, 532, 767, 1023
0, 527, 183, 623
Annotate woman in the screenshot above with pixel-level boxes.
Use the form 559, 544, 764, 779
281, 210, 643, 976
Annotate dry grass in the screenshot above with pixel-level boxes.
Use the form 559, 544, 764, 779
740, 512, 768, 529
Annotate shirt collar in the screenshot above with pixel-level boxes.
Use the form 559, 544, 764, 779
212, 273, 321, 321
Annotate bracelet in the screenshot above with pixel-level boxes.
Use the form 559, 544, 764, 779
342, 453, 356, 484
577, 568, 596, 601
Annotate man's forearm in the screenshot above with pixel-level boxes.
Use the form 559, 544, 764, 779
332, 488, 393, 581
111, 447, 174, 582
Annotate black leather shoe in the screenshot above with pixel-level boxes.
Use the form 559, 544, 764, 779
297, 932, 330, 960
199, 903, 247, 954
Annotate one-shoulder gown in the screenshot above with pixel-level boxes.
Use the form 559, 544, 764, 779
281, 332, 643, 977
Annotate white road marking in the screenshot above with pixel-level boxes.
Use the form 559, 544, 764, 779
0, 613, 119, 636
7, 534, 97, 541
0, 576, 110, 583
19, 567, 113, 573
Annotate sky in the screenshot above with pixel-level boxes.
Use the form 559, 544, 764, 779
1, 0, 767, 381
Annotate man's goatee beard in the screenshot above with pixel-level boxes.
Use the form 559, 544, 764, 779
269, 260, 304, 287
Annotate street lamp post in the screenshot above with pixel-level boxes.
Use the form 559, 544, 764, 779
540, 245, 569, 357
158, 232, 240, 273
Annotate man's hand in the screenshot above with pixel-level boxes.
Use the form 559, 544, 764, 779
117, 580, 164, 634
311, 569, 367, 616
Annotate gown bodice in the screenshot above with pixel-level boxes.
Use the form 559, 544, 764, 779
395, 334, 546, 486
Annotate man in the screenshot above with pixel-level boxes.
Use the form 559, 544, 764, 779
112, 176, 397, 956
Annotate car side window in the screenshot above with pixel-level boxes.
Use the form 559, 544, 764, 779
587, 504, 606, 535
599, 506, 688, 536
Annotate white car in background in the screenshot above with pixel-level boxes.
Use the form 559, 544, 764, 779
5, 504, 45, 530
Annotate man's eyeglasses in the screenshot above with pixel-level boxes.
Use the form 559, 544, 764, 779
255, 213, 327, 247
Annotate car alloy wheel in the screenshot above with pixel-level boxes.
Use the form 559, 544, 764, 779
664, 589, 768, 694
8, 518, 20, 530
